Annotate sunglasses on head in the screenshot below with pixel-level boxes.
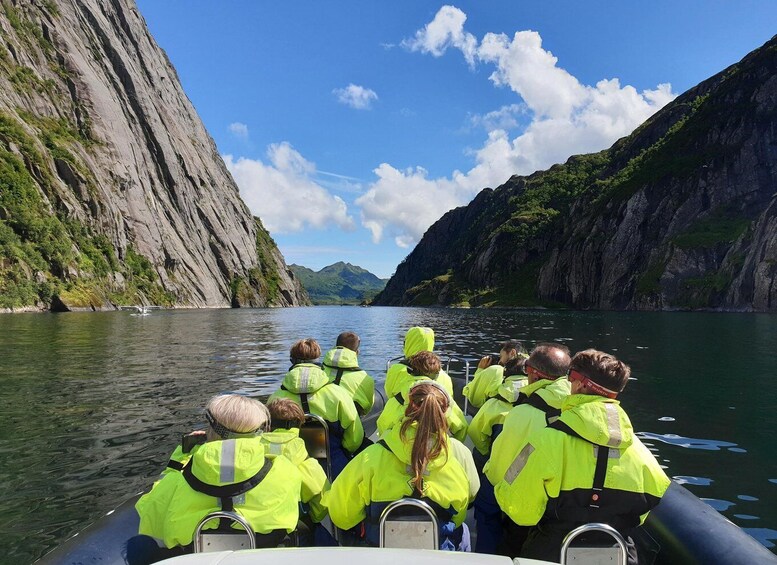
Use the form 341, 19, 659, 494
523, 363, 558, 381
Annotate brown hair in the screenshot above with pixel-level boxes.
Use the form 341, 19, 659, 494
268, 398, 305, 429
528, 344, 571, 377
400, 382, 450, 492
335, 331, 360, 351
408, 351, 441, 377
570, 349, 631, 394
290, 338, 321, 362
501, 340, 526, 355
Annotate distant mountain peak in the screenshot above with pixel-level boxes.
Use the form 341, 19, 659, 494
290, 262, 387, 305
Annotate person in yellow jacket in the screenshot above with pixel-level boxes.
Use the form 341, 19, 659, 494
463, 340, 527, 409
322, 331, 375, 415
325, 381, 474, 550
481, 343, 571, 555
377, 351, 468, 442
268, 338, 364, 478
130, 394, 302, 564
493, 350, 670, 563
384, 326, 454, 398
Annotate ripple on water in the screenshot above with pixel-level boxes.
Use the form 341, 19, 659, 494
701, 498, 735, 511
734, 514, 760, 520
658, 416, 675, 422
738, 495, 759, 501
637, 432, 738, 451
674, 475, 713, 486
728, 447, 747, 453
742, 528, 777, 549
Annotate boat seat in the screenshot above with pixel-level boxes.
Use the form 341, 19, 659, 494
193, 511, 256, 553
300, 413, 331, 479
379, 498, 439, 550
560, 523, 628, 565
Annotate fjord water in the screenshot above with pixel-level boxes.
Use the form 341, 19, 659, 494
0, 307, 776, 562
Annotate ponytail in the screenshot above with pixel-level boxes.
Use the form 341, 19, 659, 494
400, 382, 450, 492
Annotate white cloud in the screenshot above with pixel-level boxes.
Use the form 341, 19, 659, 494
333, 84, 379, 110
401, 5, 478, 66
228, 122, 249, 139
357, 6, 677, 247
224, 143, 356, 234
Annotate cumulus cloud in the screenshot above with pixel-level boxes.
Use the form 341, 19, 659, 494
224, 143, 355, 234
228, 122, 249, 139
333, 84, 379, 109
358, 5, 676, 247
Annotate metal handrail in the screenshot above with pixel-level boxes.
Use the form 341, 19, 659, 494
560, 522, 628, 565
379, 498, 440, 549
193, 510, 256, 552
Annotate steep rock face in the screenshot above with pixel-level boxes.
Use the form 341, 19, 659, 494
0, 0, 308, 309
374, 36, 777, 311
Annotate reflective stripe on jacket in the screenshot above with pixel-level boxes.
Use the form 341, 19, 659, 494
268, 363, 364, 453
493, 394, 670, 531
322, 346, 375, 414
485, 377, 570, 486
136, 437, 302, 548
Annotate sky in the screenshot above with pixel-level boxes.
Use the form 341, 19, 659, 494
135, 1, 777, 279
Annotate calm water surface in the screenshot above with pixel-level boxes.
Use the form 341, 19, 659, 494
0, 307, 776, 562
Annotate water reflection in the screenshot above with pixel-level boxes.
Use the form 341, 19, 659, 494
637, 432, 739, 451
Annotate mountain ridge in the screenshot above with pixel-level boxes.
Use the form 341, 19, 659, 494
373, 36, 777, 311
290, 262, 386, 305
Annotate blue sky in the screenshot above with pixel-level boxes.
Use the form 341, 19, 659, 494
136, 1, 777, 279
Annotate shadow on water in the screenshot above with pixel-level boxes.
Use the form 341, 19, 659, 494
0, 307, 776, 561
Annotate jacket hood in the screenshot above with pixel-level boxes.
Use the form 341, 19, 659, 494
262, 429, 307, 464
403, 327, 435, 358
496, 375, 528, 403
382, 421, 448, 471
559, 394, 634, 449
322, 346, 359, 369
525, 377, 571, 408
191, 437, 267, 486
281, 363, 329, 394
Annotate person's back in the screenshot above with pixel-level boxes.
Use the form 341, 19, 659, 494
325, 382, 471, 549
322, 332, 375, 415
493, 350, 670, 563
463, 340, 528, 409
268, 339, 364, 478
132, 395, 302, 564
378, 351, 467, 441
479, 344, 571, 555
467, 358, 528, 462
264, 399, 328, 523
385, 327, 454, 398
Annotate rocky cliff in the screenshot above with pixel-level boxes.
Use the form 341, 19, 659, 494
374, 36, 777, 311
0, 0, 308, 310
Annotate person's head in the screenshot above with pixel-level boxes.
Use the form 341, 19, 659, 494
290, 338, 321, 365
267, 398, 305, 430
525, 343, 572, 384
205, 394, 270, 441
503, 356, 527, 378
403, 326, 435, 358
400, 381, 450, 492
499, 340, 526, 365
335, 331, 360, 353
569, 349, 630, 398
408, 350, 441, 377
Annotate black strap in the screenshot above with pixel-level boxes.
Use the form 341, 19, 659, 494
299, 393, 310, 414
183, 457, 273, 500
166, 459, 185, 471
590, 445, 610, 509
548, 420, 611, 509
394, 392, 404, 404
322, 363, 362, 386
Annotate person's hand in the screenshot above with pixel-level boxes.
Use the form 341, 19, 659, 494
478, 356, 493, 369
187, 430, 206, 437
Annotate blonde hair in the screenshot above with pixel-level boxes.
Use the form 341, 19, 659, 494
205, 394, 270, 441
290, 338, 321, 362
400, 382, 450, 493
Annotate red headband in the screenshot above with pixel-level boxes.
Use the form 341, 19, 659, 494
569, 369, 618, 399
